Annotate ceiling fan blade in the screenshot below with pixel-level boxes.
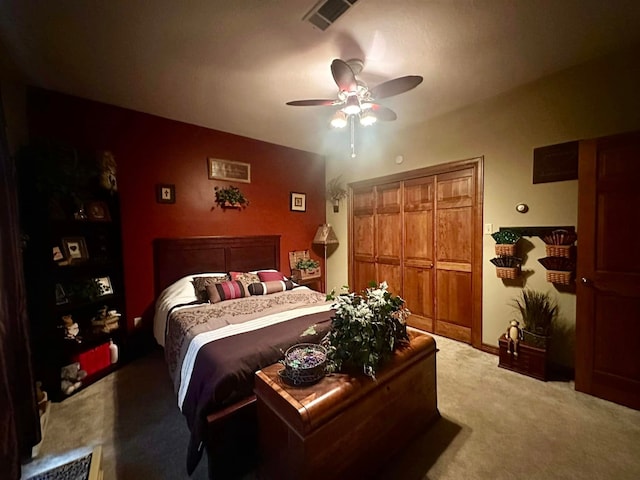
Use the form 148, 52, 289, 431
370, 104, 397, 121
331, 59, 357, 93
286, 99, 336, 106
369, 75, 423, 100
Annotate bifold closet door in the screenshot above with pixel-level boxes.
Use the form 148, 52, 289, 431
375, 182, 402, 296
434, 168, 474, 343
403, 176, 435, 332
351, 186, 376, 293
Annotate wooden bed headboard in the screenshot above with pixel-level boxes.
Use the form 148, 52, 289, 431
153, 235, 281, 296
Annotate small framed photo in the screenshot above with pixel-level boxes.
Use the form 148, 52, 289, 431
156, 184, 176, 204
55, 283, 69, 305
94, 276, 114, 296
62, 237, 89, 263
290, 192, 306, 212
86, 201, 111, 221
208, 158, 251, 183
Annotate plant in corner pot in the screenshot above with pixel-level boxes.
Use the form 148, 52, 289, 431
511, 289, 558, 349
323, 282, 410, 379
214, 185, 249, 208
326, 176, 348, 213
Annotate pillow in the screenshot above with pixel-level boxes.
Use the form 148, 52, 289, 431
192, 275, 229, 302
257, 270, 286, 282
229, 271, 261, 285
248, 280, 294, 296
206, 280, 247, 304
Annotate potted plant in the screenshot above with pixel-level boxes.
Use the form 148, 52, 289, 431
295, 258, 319, 271
324, 282, 410, 379
214, 185, 249, 209
511, 289, 558, 349
326, 176, 347, 213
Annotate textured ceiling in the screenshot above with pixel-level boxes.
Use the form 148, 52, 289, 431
1, 1, 640, 155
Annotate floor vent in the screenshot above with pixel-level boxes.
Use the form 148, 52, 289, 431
303, 0, 359, 31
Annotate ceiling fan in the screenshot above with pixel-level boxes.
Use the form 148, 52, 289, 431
286, 58, 423, 157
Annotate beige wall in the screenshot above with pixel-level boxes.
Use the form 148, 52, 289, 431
325, 46, 640, 367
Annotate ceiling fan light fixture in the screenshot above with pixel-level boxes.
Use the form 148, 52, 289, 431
330, 110, 348, 128
342, 95, 361, 115
359, 109, 377, 126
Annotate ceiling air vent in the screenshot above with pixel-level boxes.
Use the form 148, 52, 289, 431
304, 0, 359, 31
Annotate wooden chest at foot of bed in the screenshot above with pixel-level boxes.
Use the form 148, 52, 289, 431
254, 329, 439, 480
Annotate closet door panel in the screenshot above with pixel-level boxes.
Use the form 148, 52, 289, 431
404, 266, 434, 331
376, 183, 402, 293
404, 177, 434, 331
435, 168, 474, 343
435, 269, 472, 342
352, 187, 376, 293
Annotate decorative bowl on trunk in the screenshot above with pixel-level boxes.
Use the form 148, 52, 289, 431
279, 343, 327, 386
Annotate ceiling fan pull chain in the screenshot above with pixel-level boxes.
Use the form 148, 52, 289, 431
350, 115, 356, 158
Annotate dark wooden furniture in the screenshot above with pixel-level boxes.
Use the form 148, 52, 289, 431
153, 235, 280, 296
498, 334, 548, 381
153, 235, 281, 478
575, 131, 640, 411
18, 146, 127, 401
255, 328, 439, 480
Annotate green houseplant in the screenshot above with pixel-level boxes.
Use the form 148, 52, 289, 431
214, 185, 249, 208
324, 282, 410, 379
295, 258, 320, 270
326, 176, 348, 213
511, 289, 558, 349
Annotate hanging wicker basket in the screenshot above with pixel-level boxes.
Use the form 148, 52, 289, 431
495, 244, 517, 256
496, 266, 520, 279
545, 244, 572, 258
546, 270, 572, 285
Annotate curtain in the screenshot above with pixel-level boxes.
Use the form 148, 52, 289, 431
0, 87, 40, 478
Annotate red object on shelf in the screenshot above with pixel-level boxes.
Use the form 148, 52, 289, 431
74, 342, 111, 376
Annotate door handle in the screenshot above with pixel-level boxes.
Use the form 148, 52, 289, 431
425, 263, 434, 269
580, 277, 593, 287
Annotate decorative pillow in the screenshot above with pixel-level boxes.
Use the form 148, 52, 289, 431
206, 280, 247, 304
229, 271, 261, 285
192, 275, 229, 302
248, 280, 294, 296
257, 270, 286, 282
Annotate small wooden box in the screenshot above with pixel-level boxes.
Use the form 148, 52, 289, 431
288, 250, 321, 281
498, 334, 548, 381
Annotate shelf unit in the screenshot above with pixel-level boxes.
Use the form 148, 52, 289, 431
18, 144, 127, 401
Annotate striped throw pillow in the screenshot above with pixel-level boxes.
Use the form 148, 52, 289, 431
248, 280, 294, 296
206, 280, 247, 304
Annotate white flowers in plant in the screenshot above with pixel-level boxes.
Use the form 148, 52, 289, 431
324, 282, 410, 379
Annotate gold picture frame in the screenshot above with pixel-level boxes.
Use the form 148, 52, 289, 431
207, 158, 251, 183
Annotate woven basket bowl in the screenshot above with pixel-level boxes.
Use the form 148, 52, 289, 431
546, 270, 572, 285
496, 266, 520, 279
495, 244, 517, 256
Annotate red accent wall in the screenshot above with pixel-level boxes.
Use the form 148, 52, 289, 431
26, 88, 326, 329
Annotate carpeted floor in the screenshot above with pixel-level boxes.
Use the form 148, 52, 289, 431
21, 334, 640, 480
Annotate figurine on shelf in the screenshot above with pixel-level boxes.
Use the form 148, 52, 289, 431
506, 319, 523, 357
91, 306, 121, 334
60, 362, 87, 396
61, 315, 82, 343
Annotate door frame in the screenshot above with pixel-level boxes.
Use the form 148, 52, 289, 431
348, 157, 484, 349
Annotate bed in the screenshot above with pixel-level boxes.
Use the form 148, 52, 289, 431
152, 235, 334, 478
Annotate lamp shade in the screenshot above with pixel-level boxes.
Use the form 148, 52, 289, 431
312, 224, 339, 246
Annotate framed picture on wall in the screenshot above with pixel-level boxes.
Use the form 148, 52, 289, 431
86, 200, 111, 221
94, 276, 114, 296
207, 158, 251, 183
61, 237, 89, 263
156, 184, 176, 204
290, 192, 306, 212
